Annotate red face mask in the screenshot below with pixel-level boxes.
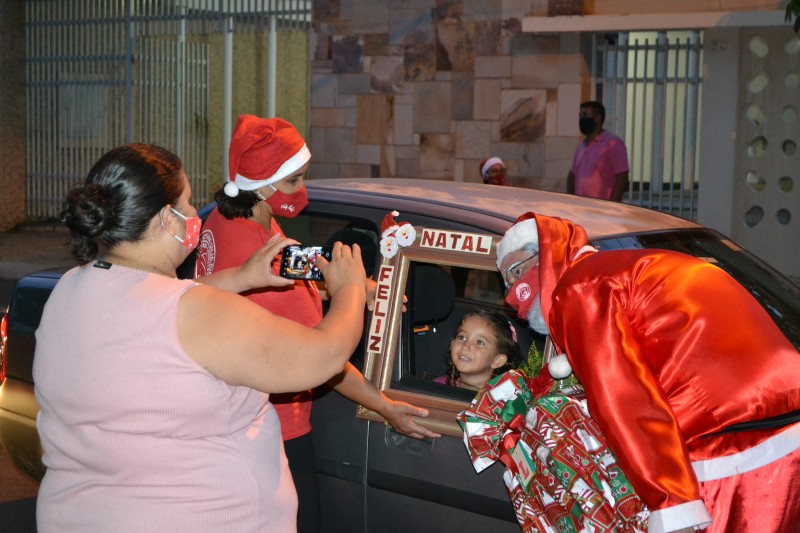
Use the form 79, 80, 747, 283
487, 172, 506, 186
504, 265, 540, 320
170, 208, 201, 253
266, 185, 308, 218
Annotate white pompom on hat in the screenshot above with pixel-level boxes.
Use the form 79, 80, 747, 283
495, 212, 539, 270
223, 115, 311, 197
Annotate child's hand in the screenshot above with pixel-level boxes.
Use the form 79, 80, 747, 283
381, 400, 441, 440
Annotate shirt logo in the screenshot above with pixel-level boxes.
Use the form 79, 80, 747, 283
196, 230, 216, 275
515, 282, 531, 301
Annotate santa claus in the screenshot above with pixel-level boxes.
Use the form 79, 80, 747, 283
495, 212, 800, 533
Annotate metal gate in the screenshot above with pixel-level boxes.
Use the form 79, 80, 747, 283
593, 31, 704, 220
25, 0, 310, 218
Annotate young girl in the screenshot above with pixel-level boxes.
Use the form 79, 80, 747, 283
435, 309, 520, 391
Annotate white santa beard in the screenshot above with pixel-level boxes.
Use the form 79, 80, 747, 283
526, 295, 550, 336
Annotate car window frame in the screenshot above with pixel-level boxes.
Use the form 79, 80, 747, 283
356, 225, 502, 438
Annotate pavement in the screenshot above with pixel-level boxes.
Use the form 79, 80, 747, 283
0, 223, 76, 282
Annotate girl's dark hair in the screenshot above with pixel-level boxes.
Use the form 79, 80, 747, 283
444, 309, 521, 386
60, 143, 184, 264
214, 185, 261, 220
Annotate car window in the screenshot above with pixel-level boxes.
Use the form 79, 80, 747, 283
391, 259, 540, 404
8, 286, 52, 334
595, 229, 800, 348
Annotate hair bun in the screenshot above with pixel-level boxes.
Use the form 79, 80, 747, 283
62, 183, 118, 238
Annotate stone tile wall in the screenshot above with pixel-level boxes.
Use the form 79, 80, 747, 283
309, 0, 588, 190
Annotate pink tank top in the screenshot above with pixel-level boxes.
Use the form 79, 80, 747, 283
34, 263, 297, 532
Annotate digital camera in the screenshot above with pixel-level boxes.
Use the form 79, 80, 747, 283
279, 244, 333, 281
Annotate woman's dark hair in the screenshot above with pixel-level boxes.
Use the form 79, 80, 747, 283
60, 143, 184, 263
444, 309, 521, 386
214, 186, 261, 220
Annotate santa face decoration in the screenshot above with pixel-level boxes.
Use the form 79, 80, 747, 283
379, 210, 417, 258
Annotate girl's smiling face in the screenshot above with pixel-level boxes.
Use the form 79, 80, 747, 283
449, 315, 508, 387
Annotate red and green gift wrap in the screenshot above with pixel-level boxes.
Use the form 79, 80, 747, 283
457, 370, 649, 532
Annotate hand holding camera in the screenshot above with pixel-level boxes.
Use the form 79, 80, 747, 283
237, 235, 298, 290
312, 241, 367, 299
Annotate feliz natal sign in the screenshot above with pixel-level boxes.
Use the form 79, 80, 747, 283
367, 264, 395, 354
419, 228, 492, 255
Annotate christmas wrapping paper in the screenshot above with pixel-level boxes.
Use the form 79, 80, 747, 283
457, 370, 649, 532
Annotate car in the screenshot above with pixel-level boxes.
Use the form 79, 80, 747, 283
2, 179, 799, 532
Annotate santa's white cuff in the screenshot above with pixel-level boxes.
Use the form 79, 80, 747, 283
692, 421, 800, 481
647, 500, 712, 533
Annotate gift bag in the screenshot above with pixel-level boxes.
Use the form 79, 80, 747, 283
457, 370, 649, 532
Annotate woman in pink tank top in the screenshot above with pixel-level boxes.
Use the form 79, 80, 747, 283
34, 143, 367, 533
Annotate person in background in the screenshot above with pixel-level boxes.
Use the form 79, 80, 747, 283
495, 211, 800, 532
34, 143, 367, 532
195, 115, 440, 533
479, 157, 507, 186
435, 309, 520, 391
566, 101, 629, 202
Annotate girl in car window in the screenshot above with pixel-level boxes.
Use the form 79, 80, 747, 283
435, 309, 520, 391
195, 115, 439, 533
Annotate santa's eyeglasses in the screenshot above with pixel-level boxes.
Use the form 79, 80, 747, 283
504, 252, 539, 287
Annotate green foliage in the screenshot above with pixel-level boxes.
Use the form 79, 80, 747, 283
518, 340, 580, 390
518, 341, 544, 379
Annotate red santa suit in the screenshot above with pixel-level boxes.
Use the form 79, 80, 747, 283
526, 214, 800, 532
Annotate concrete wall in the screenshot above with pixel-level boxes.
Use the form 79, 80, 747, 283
0, 0, 26, 231
207, 28, 309, 194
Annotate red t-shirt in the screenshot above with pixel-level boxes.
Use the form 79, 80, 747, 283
195, 209, 322, 440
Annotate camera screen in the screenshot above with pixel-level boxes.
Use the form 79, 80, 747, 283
281, 245, 330, 280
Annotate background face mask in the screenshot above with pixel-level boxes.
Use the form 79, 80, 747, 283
579, 117, 596, 135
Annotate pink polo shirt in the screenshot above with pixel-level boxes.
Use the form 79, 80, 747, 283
570, 130, 629, 200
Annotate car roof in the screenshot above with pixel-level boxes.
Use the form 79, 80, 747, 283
305, 178, 700, 239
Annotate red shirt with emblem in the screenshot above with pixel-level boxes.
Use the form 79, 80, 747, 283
195, 208, 322, 440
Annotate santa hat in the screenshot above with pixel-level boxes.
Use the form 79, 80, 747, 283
381, 210, 401, 238
223, 115, 311, 197
480, 157, 504, 178
495, 212, 538, 269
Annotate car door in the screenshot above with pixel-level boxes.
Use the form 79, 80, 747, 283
281, 205, 535, 531
357, 227, 533, 532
